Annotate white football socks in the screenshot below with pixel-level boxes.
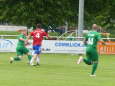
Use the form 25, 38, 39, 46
30, 57, 35, 65
36, 56, 40, 64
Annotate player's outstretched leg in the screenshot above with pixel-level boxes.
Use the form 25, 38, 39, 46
24, 48, 32, 63
36, 56, 40, 66
27, 55, 32, 61
10, 57, 14, 64
10, 56, 22, 63
30, 57, 35, 66
26, 53, 32, 64
90, 61, 98, 77
30, 54, 37, 66
83, 58, 92, 65
77, 55, 83, 64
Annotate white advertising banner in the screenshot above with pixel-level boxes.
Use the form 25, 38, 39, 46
0, 39, 17, 52
0, 39, 86, 54
42, 40, 86, 54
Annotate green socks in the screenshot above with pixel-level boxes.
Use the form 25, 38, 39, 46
13, 55, 32, 62
14, 56, 21, 61
83, 58, 98, 75
27, 55, 32, 61
91, 63, 98, 75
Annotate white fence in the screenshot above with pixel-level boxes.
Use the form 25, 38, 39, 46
0, 25, 27, 31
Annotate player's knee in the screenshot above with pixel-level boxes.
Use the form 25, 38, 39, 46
93, 61, 98, 64
87, 62, 92, 65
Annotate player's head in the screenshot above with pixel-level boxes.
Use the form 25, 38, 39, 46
92, 24, 99, 31
17, 29, 27, 35
36, 23, 42, 29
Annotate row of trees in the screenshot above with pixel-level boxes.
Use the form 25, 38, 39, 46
0, 0, 115, 30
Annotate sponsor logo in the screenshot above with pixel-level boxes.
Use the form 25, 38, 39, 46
55, 42, 84, 47
0, 39, 14, 48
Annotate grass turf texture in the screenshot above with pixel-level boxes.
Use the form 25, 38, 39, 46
0, 53, 115, 86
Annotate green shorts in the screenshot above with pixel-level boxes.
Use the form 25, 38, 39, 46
16, 46, 29, 56
86, 47, 99, 62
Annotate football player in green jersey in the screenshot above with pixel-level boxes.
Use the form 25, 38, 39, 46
10, 29, 32, 63
77, 24, 106, 77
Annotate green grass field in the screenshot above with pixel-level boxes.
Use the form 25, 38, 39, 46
0, 53, 115, 86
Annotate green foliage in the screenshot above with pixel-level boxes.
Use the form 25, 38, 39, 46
85, 0, 115, 29
0, 0, 115, 31
0, 0, 78, 27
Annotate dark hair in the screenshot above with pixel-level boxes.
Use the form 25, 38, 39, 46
36, 23, 42, 28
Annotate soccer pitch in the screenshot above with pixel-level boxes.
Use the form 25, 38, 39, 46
0, 53, 115, 86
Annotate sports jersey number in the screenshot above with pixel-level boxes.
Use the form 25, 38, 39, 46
36, 33, 40, 38
87, 38, 94, 45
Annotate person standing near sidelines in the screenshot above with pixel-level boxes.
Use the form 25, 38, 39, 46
77, 24, 107, 77
27, 24, 49, 66
10, 29, 32, 63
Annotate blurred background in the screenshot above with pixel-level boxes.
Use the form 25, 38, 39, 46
0, 0, 115, 38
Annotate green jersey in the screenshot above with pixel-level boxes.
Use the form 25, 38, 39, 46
17, 34, 26, 47
85, 30, 101, 48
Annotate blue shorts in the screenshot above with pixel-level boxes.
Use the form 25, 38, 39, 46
33, 45, 41, 54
